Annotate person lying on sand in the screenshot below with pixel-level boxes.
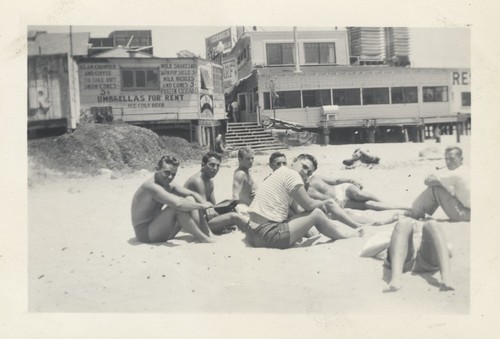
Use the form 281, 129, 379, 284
246, 153, 364, 249
383, 219, 454, 292
184, 152, 249, 234
265, 152, 391, 229
232, 147, 258, 206
404, 146, 470, 222
307, 174, 409, 212
131, 155, 215, 244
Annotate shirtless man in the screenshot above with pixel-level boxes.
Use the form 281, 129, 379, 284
232, 147, 258, 205
184, 152, 249, 234
307, 175, 408, 211
131, 155, 215, 243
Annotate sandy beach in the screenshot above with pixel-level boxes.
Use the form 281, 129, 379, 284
26, 135, 470, 314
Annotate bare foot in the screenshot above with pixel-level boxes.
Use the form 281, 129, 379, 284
439, 280, 455, 291
383, 282, 402, 293
372, 214, 400, 226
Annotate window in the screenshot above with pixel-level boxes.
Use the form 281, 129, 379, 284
461, 92, 471, 107
391, 86, 418, 104
264, 92, 271, 109
302, 90, 332, 107
266, 43, 294, 65
362, 88, 390, 105
332, 88, 361, 106
121, 68, 159, 90
304, 43, 336, 64
423, 86, 448, 102
238, 93, 247, 111
274, 91, 301, 109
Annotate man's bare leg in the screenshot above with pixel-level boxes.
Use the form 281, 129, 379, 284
208, 212, 249, 234
384, 219, 414, 292
418, 220, 454, 291
287, 208, 364, 246
177, 210, 215, 243
345, 186, 410, 211
323, 200, 366, 229
147, 206, 181, 243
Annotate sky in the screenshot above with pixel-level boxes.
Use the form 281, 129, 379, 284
29, 25, 471, 68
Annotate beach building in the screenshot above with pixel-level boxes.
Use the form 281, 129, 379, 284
77, 47, 225, 148
222, 27, 470, 144
27, 30, 88, 137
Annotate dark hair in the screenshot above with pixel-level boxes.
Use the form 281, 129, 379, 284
202, 151, 222, 165
295, 153, 318, 171
269, 152, 286, 164
238, 146, 253, 159
157, 155, 180, 169
445, 146, 463, 158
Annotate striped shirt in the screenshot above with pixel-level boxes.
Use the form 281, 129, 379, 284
249, 166, 304, 222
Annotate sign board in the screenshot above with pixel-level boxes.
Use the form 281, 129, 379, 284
223, 59, 237, 88
205, 28, 232, 59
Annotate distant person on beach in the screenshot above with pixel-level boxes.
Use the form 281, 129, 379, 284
233, 147, 258, 205
405, 146, 470, 222
246, 153, 364, 249
131, 156, 215, 244
184, 152, 249, 234
383, 219, 454, 292
214, 134, 226, 153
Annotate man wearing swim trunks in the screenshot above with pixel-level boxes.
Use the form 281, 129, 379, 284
247, 154, 364, 249
383, 219, 454, 292
131, 155, 215, 243
407, 146, 470, 222
184, 152, 249, 234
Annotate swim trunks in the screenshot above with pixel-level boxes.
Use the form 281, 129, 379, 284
246, 220, 290, 249
383, 225, 439, 273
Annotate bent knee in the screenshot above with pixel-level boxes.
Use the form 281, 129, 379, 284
422, 220, 440, 234
393, 219, 414, 233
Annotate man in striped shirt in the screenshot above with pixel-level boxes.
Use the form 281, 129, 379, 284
247, 154, 364, 249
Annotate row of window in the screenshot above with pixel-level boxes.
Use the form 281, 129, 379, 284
266, 42, 336, 65
263, 86, 454, 109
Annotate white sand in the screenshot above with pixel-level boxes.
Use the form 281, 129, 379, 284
28, 136, 470, 313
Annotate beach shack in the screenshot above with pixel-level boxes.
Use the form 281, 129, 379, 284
27, 31, 88, 136
78, 48, 225, 147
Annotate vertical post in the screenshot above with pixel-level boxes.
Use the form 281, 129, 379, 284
456, 113, 461, 143
293, 27, 301, 73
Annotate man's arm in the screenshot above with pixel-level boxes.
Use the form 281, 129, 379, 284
232, 171, 245, 200
291, 185, 330, 211
424, 174, 443, 187
318, 175, 363, 189
147, 183, 211, 211
171, 182, 206, 204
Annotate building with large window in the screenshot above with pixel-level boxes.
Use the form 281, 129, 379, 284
225, 28, 469, 143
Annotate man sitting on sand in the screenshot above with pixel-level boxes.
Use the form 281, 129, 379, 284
307, 174, 408, 212
246, 153, 364, 249
184, 152, 249, 234
265, 152, 378, 229
131, 156, 215, 244
406, 146, 470, 222
383, 219, 454, 292
232, 147, 258, 205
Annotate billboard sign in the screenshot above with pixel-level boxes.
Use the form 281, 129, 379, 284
205, 28, 232, 58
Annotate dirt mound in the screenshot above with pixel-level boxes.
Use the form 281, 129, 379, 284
28, 122, 207, 175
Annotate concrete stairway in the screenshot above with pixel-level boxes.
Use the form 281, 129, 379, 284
225, 122, 286, 151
